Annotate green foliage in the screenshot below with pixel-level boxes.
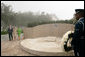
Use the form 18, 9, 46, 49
14, 12, 53, 26
1, 3, 16, 26
27, 19, 75, 27
1, 30, 8, 35
55, 20, 73, 24
27, 21, 56, 27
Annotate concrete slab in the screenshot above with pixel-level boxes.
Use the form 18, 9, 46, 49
20, 37, 74, 56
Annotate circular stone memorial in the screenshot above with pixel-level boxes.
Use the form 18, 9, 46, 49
20, 37, 74, 56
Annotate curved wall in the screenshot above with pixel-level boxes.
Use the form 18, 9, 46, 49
23, 23, 74, 38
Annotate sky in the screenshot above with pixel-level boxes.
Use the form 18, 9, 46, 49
1, 1, 84, 20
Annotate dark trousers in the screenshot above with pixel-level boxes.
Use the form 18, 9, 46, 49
73, 45, 80, 56
8, 33, 13, 41
73, 39, 85, 56
80, 39, 85, 56
73, 40, 80, 56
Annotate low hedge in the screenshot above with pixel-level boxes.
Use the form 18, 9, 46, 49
1, 30, 8, 35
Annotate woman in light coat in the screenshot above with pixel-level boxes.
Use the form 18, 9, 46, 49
13, 26, 17, 40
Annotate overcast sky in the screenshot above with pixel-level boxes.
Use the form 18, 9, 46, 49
1, 1, 84, 20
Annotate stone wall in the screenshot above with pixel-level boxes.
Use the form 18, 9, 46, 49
23, 23, 74, 38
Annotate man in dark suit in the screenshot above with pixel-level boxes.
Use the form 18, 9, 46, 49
8, 25, 13, 41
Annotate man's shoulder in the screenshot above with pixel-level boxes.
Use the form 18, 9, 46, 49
79, 19, 84, 25
77, 18, 84, 24
75, 18, 84, 30
79, 17, 84, 22
75, 21, 82, 28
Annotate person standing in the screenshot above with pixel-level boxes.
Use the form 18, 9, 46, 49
17, 27, 22, 40
13, 26, 17, 40
71, 9, 84, 56
8, 25, 13, 41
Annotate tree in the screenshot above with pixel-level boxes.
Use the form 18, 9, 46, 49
1, 3, 16, 30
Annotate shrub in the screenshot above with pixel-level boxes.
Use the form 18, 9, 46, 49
1, 30, 8, 35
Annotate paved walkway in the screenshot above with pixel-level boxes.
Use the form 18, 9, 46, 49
1, 34, 23, 41
1, 34, 36, 56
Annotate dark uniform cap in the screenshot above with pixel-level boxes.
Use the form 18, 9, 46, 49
75, 9, 84, 14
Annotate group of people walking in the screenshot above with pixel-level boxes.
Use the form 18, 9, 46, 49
8, 25, 23, 41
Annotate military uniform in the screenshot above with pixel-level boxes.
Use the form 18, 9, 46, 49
72, 9, 84, 56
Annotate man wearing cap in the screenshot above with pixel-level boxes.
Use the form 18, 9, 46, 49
71, 9, 84, 56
